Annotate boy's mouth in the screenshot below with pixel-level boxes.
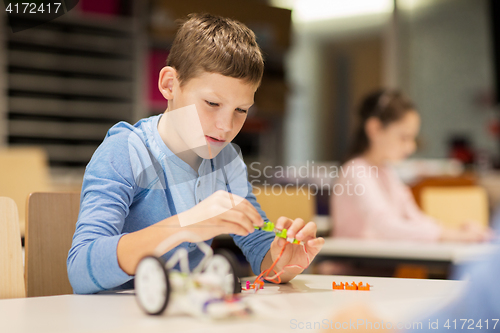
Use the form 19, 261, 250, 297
205, 135, 226, 145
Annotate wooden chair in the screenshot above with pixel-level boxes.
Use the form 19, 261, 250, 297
0, 147, 51, 237
394, 264, 429, 279
254, 186, 316, 224
25, 192, 80, 297
0, 197, 25, 299
420, 186, 489, 229
410, 173, 476, 208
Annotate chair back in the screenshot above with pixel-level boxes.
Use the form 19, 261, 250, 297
0, 147, 50, 237
254, 186, 316, 224
0, 197, 25, 299
25, 192, 80, 297
421, 186, 489, 228
410, 173, 475, 207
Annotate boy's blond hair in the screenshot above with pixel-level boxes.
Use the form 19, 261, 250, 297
167, 13, 264, 87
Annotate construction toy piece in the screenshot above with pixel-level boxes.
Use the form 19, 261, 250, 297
245, 280, 264, 290
358, 282, 370, 291
135, 238, 245, 318
254, 221, 275, 232
332, 281, 371, 291
332, 282, 344, 290
254, 222, 303, 245
262, 222, 275, 232
244, 279, 264, 290
275, 228, 287, 239
345, 282, 358, 290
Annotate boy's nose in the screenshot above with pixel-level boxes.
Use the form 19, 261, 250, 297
215, 112, 233, 132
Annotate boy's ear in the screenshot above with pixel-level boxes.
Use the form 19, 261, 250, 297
158, 66, 177, 100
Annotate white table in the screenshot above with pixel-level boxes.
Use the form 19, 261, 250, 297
319, 238, 496, 265
0, 274, 464, 333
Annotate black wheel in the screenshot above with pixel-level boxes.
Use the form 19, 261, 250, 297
135, 256, 170, 315
205, 249, 241, 295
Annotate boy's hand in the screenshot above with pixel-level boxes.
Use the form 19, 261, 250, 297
180, 190, 264, 241
266, 216, 325, 281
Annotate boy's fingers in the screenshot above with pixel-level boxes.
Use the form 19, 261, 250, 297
287, 218, 306, 238
238, 200, 264, 227
307, 237, 325, 248
224, 209, 254, 233
276, 237, 286, 247
295, 221, 317, 241
275, 216, 293, 231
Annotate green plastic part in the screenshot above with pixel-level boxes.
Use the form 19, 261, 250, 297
262, 222, 275, 232
255, 221, 275, 232
275, 228, 287, 239
255, 223, 301, 244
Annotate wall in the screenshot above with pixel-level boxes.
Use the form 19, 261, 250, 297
284, 0, 498, 165
284, 13, 391, 165
322, 36, 384, 161
403, 0, 497, 158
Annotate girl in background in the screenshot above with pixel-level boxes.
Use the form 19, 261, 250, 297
331, 89, 490, 242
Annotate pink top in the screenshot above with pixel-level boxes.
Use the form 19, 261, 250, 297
331, 157, 442, 242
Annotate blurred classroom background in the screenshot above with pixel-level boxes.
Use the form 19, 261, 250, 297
1, 0, 500, 277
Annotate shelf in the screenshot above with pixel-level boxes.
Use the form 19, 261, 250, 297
3, 14, 138, 167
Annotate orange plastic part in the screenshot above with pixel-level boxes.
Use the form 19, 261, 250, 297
332, 282, 345, 290
246, 280, 265, 290
332, 281, 371, 291
345, 282, 358, 290
358, 282, 370, 291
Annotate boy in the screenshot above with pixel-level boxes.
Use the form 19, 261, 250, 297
67, 13, 324, 294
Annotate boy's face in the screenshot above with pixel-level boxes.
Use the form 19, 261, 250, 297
163, 70, 257, 159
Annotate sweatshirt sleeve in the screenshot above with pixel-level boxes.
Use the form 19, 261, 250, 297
67, 132, 136, 294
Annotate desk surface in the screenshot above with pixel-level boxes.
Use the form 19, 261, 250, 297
319, 238, 496, 264
0, 274, 463, 333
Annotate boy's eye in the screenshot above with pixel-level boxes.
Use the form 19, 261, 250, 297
205, 100, 247, 114
205, 100, 219, 107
